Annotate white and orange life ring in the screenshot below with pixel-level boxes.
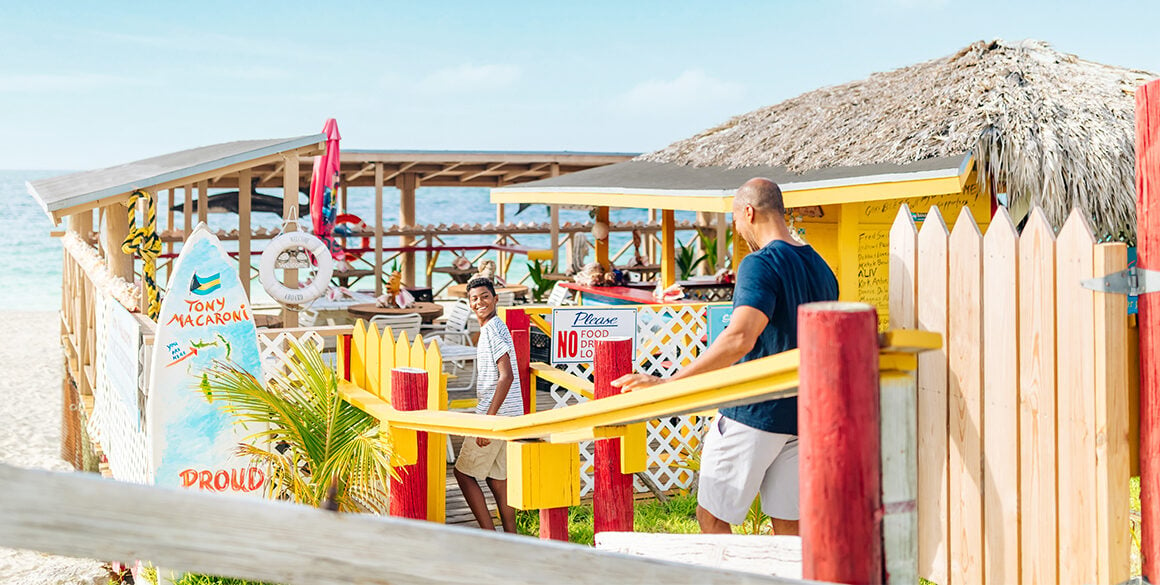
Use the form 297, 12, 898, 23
334, 213, 370, 262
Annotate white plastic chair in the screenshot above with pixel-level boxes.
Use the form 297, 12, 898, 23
369, 313, 422, 340
423, 300, 478, 394
497, 291, 516, 307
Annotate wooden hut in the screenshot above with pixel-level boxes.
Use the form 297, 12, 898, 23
494, 39, 1156, 323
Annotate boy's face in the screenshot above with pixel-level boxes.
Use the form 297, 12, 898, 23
468, 286, 498, 321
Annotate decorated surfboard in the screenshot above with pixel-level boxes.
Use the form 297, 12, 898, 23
147, 223, 265, 494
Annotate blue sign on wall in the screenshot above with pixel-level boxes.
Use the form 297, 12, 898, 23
707, 304, 732, 345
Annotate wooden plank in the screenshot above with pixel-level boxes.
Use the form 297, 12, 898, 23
374, 163, 384, 296
351, 320, 367, 389
0, 463, 793, 585
1018, 208, 1057, 585
197, 180, 208, 224
916, 205, 950, 585
1055, 210, 1098, 585
595, 533, 801, 579
365, 325, 382, 398
888, 204, 918, 330
183, 184, 192, 235
281, 157, 299, 328
947, 207, 984, 585
879, 371, 918, 585
398, 173, 417, 286
981, 208, 1020, 584
662, 210, 676, 287
1093, 242, 1131, 584
1137, 78, 1160, 582
238, 169, 252, 298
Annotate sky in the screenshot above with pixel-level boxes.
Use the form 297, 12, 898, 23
3, 0, 1160, 170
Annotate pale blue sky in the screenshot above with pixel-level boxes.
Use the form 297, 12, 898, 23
3, 0, 1159, 169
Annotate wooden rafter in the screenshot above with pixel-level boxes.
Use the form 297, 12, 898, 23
383, 162, 418, 183
344, 163, 376, 183
460, 162, 506, 182
260, 162, 285, 183
421, 162, 463, 181
502, 163, 550, 183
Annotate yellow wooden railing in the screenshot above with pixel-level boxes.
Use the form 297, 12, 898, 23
337, 324, 939, 513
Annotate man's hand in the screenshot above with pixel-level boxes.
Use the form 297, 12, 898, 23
476, 437, 491, 447
611, 373, 662, 392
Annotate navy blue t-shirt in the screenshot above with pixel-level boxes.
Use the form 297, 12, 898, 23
718, 240, 838, 435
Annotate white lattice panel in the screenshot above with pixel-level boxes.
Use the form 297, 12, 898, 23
258, 330, 328, 382
90, 297, 150, 484
542, 305, 710, 496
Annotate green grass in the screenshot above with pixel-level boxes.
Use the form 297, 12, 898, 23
516, 494, 701, 545
132, 565, 279, 585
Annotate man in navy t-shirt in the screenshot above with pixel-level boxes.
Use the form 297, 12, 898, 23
613, 177, 837, 535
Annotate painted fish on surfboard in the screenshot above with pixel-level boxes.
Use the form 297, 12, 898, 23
147, 223, 266, 494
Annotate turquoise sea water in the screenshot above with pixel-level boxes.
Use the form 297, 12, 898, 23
1, 170, 697, 311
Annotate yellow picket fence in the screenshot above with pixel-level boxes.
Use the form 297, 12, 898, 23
889, 204, 1133, 585
337, 320, 449, 523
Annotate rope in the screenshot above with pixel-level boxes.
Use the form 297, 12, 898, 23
121, 190, 162, 319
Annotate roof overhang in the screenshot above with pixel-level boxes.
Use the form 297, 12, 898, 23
28, 134, 326, 224
492, 154, 974, 213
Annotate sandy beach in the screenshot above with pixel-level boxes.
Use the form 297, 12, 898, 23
0, 311, 109, 585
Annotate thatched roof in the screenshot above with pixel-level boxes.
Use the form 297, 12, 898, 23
640, 39, 1156, 242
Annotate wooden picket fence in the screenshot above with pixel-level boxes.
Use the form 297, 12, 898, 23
337, 321, 449, 523
889, 204, 1133, 585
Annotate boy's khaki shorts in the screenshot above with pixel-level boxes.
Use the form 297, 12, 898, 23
454, 437, 507, 480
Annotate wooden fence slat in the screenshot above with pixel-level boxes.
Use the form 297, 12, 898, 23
1018, 208, 1057, 585
1093, 242, 1131, 584
425, 341, 448, 524
366, 324, 382, 398
351, 320, 367, 389
981, 208, 1020, 584
885, 204, 919, 584
381, 330, 397, 400
948, 207, 984, 585
1056, 210, 1098, 585
917, 205, 950, 585
396, 331, 411, 368
411, 334, 426, 368
889, 204, 918, 330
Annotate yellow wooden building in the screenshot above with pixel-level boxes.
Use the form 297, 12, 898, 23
493, 154, 989, 325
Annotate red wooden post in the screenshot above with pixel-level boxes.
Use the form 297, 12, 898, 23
340, 334, 352, 381
540, 507, 569, 541
593, 337, 634, 534
504, 308, 532, 415
798, 302, 882, 584
1137, 78, 1160, 582
389, 367, 428, 520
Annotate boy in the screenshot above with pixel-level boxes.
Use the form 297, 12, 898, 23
453, 277, 524, 532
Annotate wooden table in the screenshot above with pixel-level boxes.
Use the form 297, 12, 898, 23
346, 302, 445, 323
447, 283, 529, 300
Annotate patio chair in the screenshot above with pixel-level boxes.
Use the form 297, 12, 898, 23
547, 282, 575, 306
369, 313, 423, 340
497, 291, 516, 307
423, 300, 478, 395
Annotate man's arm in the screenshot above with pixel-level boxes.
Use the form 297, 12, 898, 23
612, 305, 769, 391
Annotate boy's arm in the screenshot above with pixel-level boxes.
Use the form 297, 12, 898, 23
476, 352, 515, 447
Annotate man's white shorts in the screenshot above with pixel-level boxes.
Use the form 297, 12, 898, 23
697, 415, 799, 525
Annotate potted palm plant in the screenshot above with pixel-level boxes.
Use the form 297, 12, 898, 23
202, 340, 398, 513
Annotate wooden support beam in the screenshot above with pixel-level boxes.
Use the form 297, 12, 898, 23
593, 337, 634, 535
799, 302, 882, 584
595, 207, 610, 269
383, 162, 417, 183
198, 181, 208, 224
1136, 77, 1160, 582
390, 368, 429, 521
344, 163, 375, 183
460, 162, 505, 183
374, 163, 384, 296
716, 212, 728, 270
183, 185, 193, 235
421, 163, 462, 182
549, 163, 561, 270
261, 161, 285, 184
398, 173, 418, 286
281, 156, 300, 328
103, 200, 134, 281
238, 169, 252, 298
661, 210, 676, 287
501, 163, 550, 183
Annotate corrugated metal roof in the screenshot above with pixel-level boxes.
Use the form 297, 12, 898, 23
27, 134, 325, 221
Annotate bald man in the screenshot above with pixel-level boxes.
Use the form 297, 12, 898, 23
613, 178, 837, 535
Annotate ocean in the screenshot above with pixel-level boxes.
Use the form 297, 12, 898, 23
1, 170, 697, 311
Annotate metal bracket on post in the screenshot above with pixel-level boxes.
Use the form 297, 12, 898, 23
1081, 267, 1160, 295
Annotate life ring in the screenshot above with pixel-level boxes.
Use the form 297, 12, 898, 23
334, 213, 370, 262
259, 231, 335, 306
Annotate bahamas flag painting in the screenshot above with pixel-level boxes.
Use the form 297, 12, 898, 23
190, 272, 222, 295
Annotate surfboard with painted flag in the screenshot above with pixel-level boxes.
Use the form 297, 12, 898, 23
147, 223, 266, 494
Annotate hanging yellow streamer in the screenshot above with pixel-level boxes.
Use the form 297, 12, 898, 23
121, 189, 162, 319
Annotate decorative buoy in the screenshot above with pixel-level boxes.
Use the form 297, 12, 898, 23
259, 231, 334, 306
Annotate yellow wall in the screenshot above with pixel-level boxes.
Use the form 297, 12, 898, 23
792, 183, 989, 329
